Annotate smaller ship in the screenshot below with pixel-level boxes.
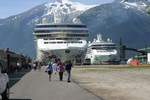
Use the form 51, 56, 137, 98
85, 34, 117, 64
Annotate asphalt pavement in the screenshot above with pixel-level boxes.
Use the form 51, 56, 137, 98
0, 66, 103, 100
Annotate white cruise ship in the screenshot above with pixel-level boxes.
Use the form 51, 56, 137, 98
33, 13, 89, 64
86, 34, 117, 64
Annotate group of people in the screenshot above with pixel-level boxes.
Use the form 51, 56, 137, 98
9, 61, 32, 73
33, 62, 42, 71
45, 61, 73, 82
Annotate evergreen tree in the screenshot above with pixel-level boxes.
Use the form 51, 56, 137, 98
146, 5, 150, 15
148, 10, 150, 15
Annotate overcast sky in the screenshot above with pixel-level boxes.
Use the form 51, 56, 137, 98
0, 0, 115, 19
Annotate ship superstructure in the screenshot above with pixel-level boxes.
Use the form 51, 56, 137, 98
33, 12, 89, 63
86, 34, 117, 64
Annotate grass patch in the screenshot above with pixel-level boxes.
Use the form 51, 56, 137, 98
85, 69, 116, 72
106, 65, 150, 69
75, 64, 150, 69
75, 66, 101, 68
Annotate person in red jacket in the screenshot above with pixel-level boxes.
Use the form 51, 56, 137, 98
10, 64, 14, 73
57, 61, 60, 66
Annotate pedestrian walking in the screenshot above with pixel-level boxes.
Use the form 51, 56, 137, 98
10, 64, 14, 73
29, 62, 32, 69
45, 63, 53, 81
14, 65, 17, 73
33, 63, 36, 71
57, 62, 64, 81
65, 61, 73, 83
17, 61, 21, 72
52, 62, 57, 74
38, 62, 42, 71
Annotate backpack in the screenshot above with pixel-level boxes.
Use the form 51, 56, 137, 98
65, 64, 68, 70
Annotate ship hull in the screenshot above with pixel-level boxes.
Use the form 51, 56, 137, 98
91, 54, 117, 64
86, 50, 117, 65
37, 48, 87, 64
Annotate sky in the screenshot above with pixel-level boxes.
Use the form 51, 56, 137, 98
0, 0, 115, 19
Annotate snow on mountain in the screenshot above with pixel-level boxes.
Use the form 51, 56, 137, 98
124, 2, 148, 14
114, 0, 150, 14
115, 0, 148, 3
42, 0, 96, 22
45, 0, 95, 14
2, 0, 96, 25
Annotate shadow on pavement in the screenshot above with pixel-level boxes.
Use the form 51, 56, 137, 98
0, 99, 32, 100
8, 69, 32, 88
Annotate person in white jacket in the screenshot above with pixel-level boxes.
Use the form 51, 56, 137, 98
52, 62, 57, 74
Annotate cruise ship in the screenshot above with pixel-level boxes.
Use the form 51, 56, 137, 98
33, 13, 89, 64
86, 34, 117, 64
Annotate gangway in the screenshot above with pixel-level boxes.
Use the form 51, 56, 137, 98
120, 38, 147, 61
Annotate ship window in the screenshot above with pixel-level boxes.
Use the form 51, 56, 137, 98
45, 38, 80, 41
36, 34, 88, 37
34, 30, 88, 33
44, 41, 83, 44
56, 38, 62, 40
49, 38, 55, 40
36, 25, 87, 28
57, 42, 63, 43
64, 38, 70, 40
44, 42, 48, 44
91, 44, 116, 47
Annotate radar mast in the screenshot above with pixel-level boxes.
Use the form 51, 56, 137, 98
58, 0, 62, 3
54, 9, 62, 23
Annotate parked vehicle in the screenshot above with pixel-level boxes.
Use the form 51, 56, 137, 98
82, 58, 91, 65
0, 63, 9, 100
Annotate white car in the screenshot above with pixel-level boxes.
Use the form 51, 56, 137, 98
0, 63, 9, 100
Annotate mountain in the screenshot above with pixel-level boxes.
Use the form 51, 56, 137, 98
78, 0, 150, 58
0, 0, 95, 58
0, 0, 150, 59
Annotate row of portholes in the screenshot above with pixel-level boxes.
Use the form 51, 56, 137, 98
44, 41, 83, 44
